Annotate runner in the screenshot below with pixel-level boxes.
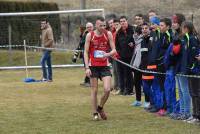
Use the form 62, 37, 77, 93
84, 17, 116, 120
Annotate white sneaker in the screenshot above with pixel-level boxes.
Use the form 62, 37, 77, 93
93, 113, 99, 121
143, 102, 150, 108
183, 116, 194, 122
114, 90, 120, 95
41, 78, 47, 82
187, 118, 200, 124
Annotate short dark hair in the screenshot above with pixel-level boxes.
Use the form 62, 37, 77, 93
96, 16, 105, 22
148, 9, 157, 14
135, 14, 143, 18
119, 16, 127, 20
160, 18, 172, 27
41, 18, 49, 23
113, 18, 119, 23
142, 22, 149, 26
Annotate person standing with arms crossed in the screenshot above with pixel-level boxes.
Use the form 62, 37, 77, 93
40, 18, 54, 82
84, 17, 116, 120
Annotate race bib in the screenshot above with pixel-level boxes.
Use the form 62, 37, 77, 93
94, 50, 105, 58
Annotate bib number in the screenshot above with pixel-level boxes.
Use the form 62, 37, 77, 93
94, 50, 105, 58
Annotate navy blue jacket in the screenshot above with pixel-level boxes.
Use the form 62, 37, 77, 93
156, 30, 173, 68
176, 34, 200, 74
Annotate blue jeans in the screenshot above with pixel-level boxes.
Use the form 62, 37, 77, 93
41, 50, 52, 80
176, 76, 191, 115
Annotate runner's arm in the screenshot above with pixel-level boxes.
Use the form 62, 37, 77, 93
104, 31, 116, 57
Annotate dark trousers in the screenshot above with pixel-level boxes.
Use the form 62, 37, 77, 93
157, 64, 167, 109
188, 77, 200, 119
112, 60, 119, 90
117, 58, 134, 94
84, 76, 90, 83
133, 70, 142, 101
191, 96, 200, 119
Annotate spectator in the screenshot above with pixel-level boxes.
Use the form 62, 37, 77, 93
145, 16, 161, 113
115, 16, 135, 95
172, 21, 196, 121
107, 18, 120, 94
137, 22, 151, 108
148, 9, 157, 20
78, 22, 94, 87
40, 18, 54, 82
155, 18, 173, 116
133, 14, 144, 27
130, 26, 143, 107
167, 13, 185, 118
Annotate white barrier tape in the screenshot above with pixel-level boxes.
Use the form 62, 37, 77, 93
0, 64, 84, 70
113, 58, 200, 78
0, 45, 24, 48
26, 45, 83, 52
0, 45, 83, 52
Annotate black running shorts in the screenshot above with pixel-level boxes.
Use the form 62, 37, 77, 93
89, 66, 112, 79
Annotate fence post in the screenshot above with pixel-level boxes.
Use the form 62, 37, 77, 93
8, 23, 12, 65
24, 40, 29, 78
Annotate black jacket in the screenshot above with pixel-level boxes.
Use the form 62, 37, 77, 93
140, 35, 151, 70
115, 25, 135, 59
148, 29, 160, 65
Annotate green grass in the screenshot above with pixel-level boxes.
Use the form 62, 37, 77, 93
0, 68, 199, 134
0, 50, 82, 66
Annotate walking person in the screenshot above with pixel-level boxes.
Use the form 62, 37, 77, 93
84, 17, 116, 120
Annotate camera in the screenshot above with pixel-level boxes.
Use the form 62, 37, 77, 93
72, 50, 79, 63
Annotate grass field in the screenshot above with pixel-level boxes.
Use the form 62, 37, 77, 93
0, 68, 199, 134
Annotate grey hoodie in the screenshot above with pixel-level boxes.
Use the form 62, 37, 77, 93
130, 34, 143, 68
